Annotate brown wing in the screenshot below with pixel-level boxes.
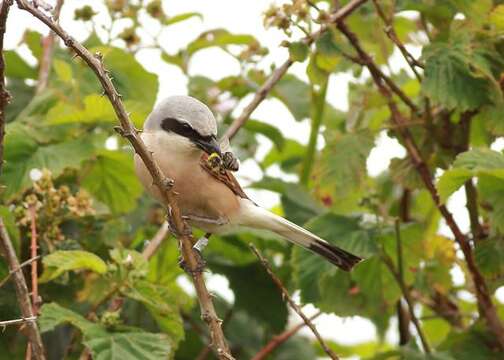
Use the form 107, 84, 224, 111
200, 153, 249, 200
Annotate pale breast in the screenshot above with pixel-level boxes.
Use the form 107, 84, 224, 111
134, 131, 241, 233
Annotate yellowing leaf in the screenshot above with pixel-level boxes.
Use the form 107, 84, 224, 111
39, 250, 107, 283
53, 59, 73, 83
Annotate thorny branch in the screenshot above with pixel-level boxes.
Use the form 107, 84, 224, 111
29, 205, 40, 315
35, 0, 64, 94
250, 244, 339, 360
251, 312, 322, 360
14, 1, 233, 358
371, 0, 423, 82
0, 0, 12, 177
335, 20, 504, 349
0, 218, 45, 359
223, 0, 368, 141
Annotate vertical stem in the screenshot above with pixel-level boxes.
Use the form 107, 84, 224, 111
29, 206, 39, 315
300, 80, 328, 185
0, 218, 46, 359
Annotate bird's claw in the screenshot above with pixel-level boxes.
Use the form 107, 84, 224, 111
178, 248, 206, 275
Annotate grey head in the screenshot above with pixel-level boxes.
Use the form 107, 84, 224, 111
144, 95, 221, 155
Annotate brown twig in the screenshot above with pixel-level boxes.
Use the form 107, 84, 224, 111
15, 1, 233, 358
0, 316, 38, 328
141, 221, 170, 260
371, 0, 423, 82
335, 21, 504, 348
0, 0, 12, 177
35, 0, 64, 94
0, 218, 45, 359
222, 0, 369, 141
251, 311, 322, 360
29, 205, 40, 315
250, 244, 338, 360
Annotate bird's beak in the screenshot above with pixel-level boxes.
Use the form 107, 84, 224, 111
193, 136, 222, 156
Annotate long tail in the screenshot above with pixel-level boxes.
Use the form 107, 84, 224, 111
237, 200, 362, 271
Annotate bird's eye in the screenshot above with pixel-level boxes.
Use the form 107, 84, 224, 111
182, 123, 191, 129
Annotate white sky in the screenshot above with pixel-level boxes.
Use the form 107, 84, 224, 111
6, 1, 504, 358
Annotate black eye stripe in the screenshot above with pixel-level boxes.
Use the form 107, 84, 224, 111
161, 117, 214, 142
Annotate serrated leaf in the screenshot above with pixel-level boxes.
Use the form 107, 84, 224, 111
39, 250, 107, 283
262, 139, 305, 172
422, 42, 494, 111
84, 331, 171, 360
288, 41, 309, 62
123, 280, 187, 347
453, 148, 504, 170
39, 303, 172, 359
474, 238, 504, 281
39, 302, 98, 333
291, 213, 378, 306
2, 125, 95, 197
81, 151, 143, 214
164, 12, 202, 26
319, 132, 374, 195
5, 51, 37, 79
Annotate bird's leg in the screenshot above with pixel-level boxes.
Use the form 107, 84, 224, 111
222, 152, 239, 172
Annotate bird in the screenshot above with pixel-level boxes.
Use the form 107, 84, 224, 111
134, 95, 362, 271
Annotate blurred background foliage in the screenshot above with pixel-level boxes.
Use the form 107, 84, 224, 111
1, 0, 504, 359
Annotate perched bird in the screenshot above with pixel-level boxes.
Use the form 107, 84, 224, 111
134, 96, 362, 271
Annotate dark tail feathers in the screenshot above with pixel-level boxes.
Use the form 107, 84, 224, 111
309, 239, 362, 271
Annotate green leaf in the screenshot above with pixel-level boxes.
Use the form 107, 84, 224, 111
490, 5, 504, 31
39, 303, 172, 359
39, 302, 98, 333
39, 250, 107, 283
272, 74, 310, 121
47, 94, 115, 125
244, 120, 285, 150
288, 41, 309, 62
305, 213, 378, 258
24, 30, 43, 59
314, 30, 341, 72
95, 47, 158, 124
84, 331, 171, 360
292, 213, 378, 305
81, 151, 143, 214
474, 238, 504, 282
123, 280, 188, 348
422, 42, 495, 111
319, 132, 374, 195
437, 168, 472, 204
0, 206, 20, 255
2, 125, 95, 197
5, 51, 37, 79
262, 139, 305, 172
212, 262, 288, 332
164, 12, 202, 26
390, 157, 424, 190
453, 148, 504, 170
187, 29, 256, 56
53, 59, 73, 83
